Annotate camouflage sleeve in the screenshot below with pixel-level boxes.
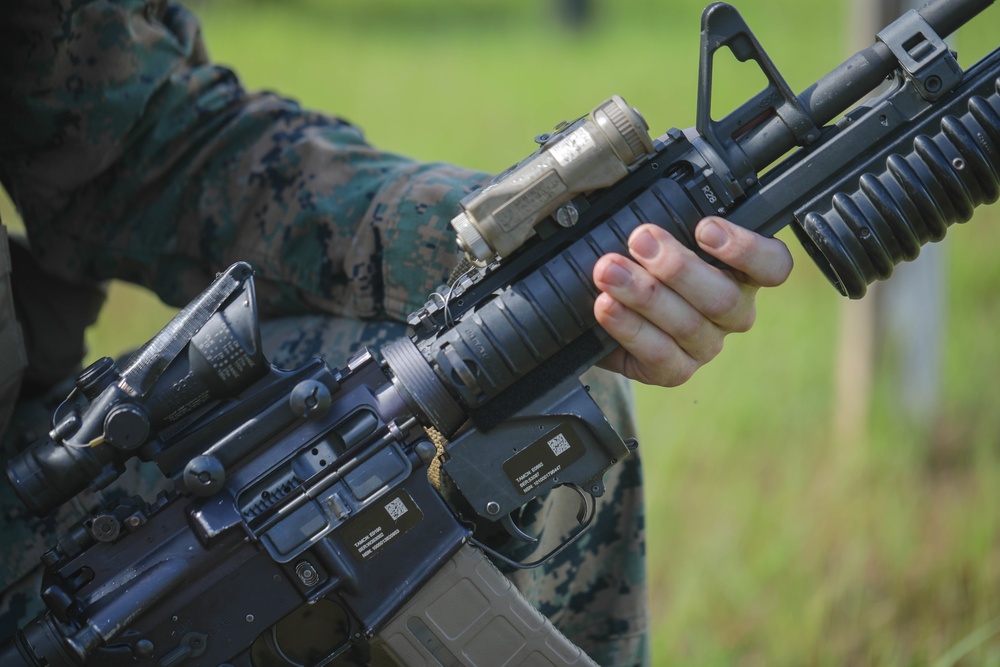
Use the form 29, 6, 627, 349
0, 0, 489, 322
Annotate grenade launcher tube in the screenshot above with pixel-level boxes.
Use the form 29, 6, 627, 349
791, 47, 1000, 297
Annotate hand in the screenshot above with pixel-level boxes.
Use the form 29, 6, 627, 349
592, 216, 793, 387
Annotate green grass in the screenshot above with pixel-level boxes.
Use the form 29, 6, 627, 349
45, 0, 1000, 663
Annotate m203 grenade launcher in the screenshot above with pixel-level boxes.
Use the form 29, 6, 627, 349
3, 0, 1000, 664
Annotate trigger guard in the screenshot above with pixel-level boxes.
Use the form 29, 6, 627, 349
475, 484, 598, 570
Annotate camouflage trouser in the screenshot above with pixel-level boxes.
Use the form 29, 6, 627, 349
0, 315, 649, 667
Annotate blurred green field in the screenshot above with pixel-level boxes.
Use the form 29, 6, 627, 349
33, 0, 1000, 664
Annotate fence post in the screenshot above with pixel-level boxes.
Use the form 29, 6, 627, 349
834, 0, 947, 448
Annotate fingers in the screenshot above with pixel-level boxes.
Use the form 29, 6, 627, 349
593, 290, 703, 387
598, 223, 755, 337
592, 244, 726, 387
695, 216, 794, 288
592, 218, 793, 387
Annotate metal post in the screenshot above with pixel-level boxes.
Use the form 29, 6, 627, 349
835, 0, 947, 445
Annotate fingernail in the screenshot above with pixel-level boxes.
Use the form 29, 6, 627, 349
629, 229, 658, 260
602, 262, 632, 288
697, 218, 728, 250
595, 293, 624, 319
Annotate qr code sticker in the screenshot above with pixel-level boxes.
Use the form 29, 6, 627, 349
548, 433, 571, 457
385, 497, 408, 521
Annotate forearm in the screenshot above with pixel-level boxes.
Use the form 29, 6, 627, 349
0, 0, 487, 321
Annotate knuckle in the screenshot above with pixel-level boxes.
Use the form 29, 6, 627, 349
622, 318, 645, 344
683, 333, 723, 367
703, 286, 743, 321
672, 314, 704, 341
740, 238, 793, 288
660, 359, 698, 387
649, 348, 695, 388
608, 309, 645, 345
646, 343, 676, 371
768, 248, 795, 286
623, 339, 686, 388
701, 335, 725, 361
648, 249, 690, 285
729, 304, 757, 333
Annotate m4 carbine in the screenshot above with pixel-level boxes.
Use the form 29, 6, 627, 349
2, 0, 999, 664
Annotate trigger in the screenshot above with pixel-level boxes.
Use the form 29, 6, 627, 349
501, 513, 538, 544
569, 484, 596, 525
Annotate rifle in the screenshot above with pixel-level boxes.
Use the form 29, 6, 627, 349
2, 0, 998, 664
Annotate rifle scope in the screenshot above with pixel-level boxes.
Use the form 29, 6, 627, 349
5, 264, 268, 516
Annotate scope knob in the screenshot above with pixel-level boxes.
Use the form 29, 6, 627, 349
104, 404, 150, 450
183, 455, 226, 496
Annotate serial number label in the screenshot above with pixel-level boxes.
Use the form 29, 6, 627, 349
550, 126, 596, 166
502, 427, 585, 495
340, 489, 423, 562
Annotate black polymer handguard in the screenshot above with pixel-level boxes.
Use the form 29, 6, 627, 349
2, 0, 1000, 665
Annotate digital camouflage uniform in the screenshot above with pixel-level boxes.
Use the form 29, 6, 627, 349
0, 2, 649, 665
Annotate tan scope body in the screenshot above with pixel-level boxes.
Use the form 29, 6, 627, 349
452, 95, 655, 265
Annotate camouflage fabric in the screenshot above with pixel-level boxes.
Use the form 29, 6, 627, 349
0, 2, 649, 665
1, 0, 479, 323
0, 224, 26, 439
7, 232, 108, 394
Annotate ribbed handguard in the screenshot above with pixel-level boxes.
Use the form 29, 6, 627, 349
374, 543, 598, 666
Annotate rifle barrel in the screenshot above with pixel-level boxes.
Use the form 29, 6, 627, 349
739, 0, 994, 171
